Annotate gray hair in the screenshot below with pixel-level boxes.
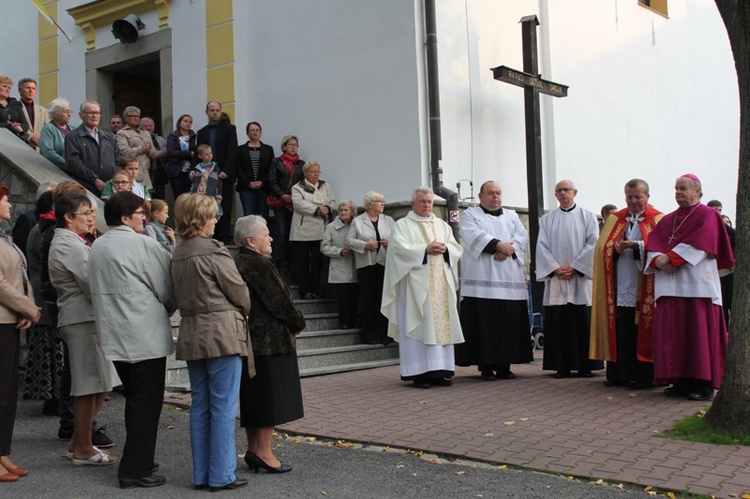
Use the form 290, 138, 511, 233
411, 186, 434, 201
302, 160, 320, 174
36, 181, 57, 199
338, 199, 356, 213
363, 191, 383, 206
47, 97, 71, 118
79, 100, 100, 113
556, 179, 577, 190
18, 77, 36, 90
280, 135, 299, 150
676, 175, 702, 198
139, 117, 155, 127
123, 106, 141, 118
234, 215, 267, 247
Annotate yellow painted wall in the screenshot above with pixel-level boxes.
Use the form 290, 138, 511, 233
38, 0, 59, 106
205, 0, 234, 109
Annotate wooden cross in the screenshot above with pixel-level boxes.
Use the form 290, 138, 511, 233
491, 15, 569, 307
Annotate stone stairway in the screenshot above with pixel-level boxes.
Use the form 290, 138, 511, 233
165, 285, 399, 390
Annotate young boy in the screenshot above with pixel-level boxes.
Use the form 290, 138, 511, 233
190, 144, 223, 218
101, 156, 151, 200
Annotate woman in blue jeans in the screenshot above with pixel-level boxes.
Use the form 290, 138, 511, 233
171, 193, 252, 491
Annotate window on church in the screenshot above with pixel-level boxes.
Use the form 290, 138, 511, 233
638, 0, 668, 18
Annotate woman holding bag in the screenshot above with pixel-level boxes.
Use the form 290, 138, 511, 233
267, 135, 304, 273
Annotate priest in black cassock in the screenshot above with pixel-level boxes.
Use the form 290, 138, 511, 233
456, 181, 533, 380
536, 179, 602, 378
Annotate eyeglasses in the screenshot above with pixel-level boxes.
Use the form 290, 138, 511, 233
83, 111, 101, 115
113, 180, 131, 186
371, 200, 385, 204
307, 170, 321, 175
555, 188, 574, 194
127, 114, 141, 118
73, 210, 93, 217
133, 210, 146, 217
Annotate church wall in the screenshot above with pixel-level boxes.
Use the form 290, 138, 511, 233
434, 0, 739, 220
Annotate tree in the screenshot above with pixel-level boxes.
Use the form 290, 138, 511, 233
706, 0, 750, 432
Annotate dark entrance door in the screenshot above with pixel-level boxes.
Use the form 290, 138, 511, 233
112, 58, 162, 135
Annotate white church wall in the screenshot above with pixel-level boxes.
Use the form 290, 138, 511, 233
435, 0, 739, 220
229, 0, 425, 205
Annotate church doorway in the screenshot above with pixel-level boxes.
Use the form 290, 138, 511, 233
113, 58, 162, 135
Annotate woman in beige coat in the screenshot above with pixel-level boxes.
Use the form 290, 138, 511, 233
171, 193, 251, 492
0, 183, 40, 482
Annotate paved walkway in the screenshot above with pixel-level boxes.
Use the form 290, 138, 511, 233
166, 355, 750, 498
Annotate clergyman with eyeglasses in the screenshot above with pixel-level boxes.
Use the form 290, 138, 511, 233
64, 101, 121, 196
535, 179, 602, 379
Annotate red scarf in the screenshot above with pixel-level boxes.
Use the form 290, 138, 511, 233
39, 211, 55, 221
279, 153, 299, 176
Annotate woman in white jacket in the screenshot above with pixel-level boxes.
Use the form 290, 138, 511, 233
290, 161, 336, 299
346, 191, 395, 345
321, 200, 358, 328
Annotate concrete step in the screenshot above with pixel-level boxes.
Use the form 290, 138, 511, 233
299, 358, 400, 378
297, 343, 399, 371
302, 313, 341, 332
296, 328, 363, 349
293, 298, 338, 315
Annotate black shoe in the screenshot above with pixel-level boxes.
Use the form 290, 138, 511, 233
152, 461, 160, 473
688, 387, 715, 401
92, 427, 114, 448
382, 338, 395, 346
496, 370, 517, 380
412, 380, 430, 389
246, 453, 292, 474
631, 381, 654, 390
480, 370, 497, 381
195, 483, 208, 490
552, 371, 570, 379
119, 474, 166, 489
210, 478, 248, 491
664, 383, 693, 398
427, 377, 453, 387
577, 371, 594, 378
603, 380, 623, 387
58, 425, 74, 441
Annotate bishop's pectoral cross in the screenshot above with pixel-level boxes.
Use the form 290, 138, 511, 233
490, 15, 568, 308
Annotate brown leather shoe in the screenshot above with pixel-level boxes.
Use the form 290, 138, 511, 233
6, 466, 29, 477
0, 473, 19, 482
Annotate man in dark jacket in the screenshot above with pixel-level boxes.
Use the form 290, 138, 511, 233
196, 101, 238, 244
64, 101, 121, 196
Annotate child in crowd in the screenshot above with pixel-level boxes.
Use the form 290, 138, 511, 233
190, 144, 223, 218
144, 199, 175, 252
101, 156, 151, 200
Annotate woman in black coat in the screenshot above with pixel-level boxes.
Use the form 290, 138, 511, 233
234, 215, 305, 474
236, 121, 275, 219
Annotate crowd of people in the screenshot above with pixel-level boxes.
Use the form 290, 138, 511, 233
0, 73, 737, 489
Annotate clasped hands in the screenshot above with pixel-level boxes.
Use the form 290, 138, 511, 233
614, 236, 635, 255
654, 254, 677, 274
554, 266, 575, 280
426, 240, 447, 255
494, 241, 515, 261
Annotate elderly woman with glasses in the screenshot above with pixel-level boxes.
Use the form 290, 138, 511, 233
40, 98, 77, 171
48, 193, 119, 466
346, 191, 395, 344
290, 161, 336, 299
115, 106, 158, 192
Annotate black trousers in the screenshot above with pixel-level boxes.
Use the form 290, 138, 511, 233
293, 240, 323, 297
114, 357, 166, 478
357, 264, 388, 343
335, 283, 360, 327
605, 307, 654, 385
214, 180, 236, 244
0, 324, 20, 455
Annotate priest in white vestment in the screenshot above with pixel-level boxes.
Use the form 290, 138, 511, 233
381, 187, 463, 388
456, 181, 532, 381
536, 179, 602, 378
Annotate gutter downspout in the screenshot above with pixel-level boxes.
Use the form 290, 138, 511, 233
424, 0, 460, 241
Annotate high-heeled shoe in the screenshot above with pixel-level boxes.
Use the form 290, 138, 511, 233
242, 451, 257, 470
246, 453, 292, 474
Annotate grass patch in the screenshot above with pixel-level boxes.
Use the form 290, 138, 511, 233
659, 410, 750, 446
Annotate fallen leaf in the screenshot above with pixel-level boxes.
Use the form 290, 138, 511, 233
567, 476, 575, 481
412, 473, 417, 476
728, 494, 738, 498
646, 492, 656, 496
396, 464, 405, 469
167, 425, 175, 430
503, 421, 516, 425
293, 438, 302, 444
484, 433, 494, 437
644, 486, 652, 492
741, 494, 750, 499
455, 471, 465, 475
384, 446, 390, 451
616, 483, 624, 489
519, 418, 529, 421
306, 437, 316, 442
652, 430, 660, 434
607, 396, 614, 400
595, 479, 604, 485
667, 493, 676, 499
419, 400, 428, 404
321, 492, 328, 496
628, 393, 637, 397
497, 465, 507, 470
